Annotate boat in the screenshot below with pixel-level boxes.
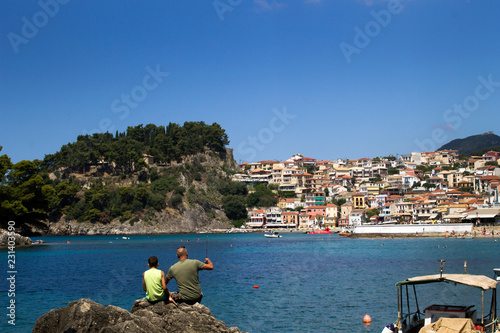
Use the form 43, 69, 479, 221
338, 227, 353, 237
383, 262, 499, 333
264, 231, 282, 238
308, 227, 333, 234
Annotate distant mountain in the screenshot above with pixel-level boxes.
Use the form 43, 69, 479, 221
438, 132, 500, 155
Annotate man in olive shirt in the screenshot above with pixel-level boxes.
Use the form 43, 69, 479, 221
165, 246, 214, 305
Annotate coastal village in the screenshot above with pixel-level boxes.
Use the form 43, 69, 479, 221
234, 151, 500, 231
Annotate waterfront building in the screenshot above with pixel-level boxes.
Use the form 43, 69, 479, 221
247, 209, 266, 228
281, 211, 299, 228
324, 203, 339, 227
305, 191, 325, 206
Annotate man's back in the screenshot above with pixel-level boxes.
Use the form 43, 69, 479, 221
167, 259, 205, 301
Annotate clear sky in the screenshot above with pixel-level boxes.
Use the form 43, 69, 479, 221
1, 0, 499, 164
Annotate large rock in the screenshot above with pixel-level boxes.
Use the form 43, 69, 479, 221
33, 298, 245, 333
0, 228, 32, 246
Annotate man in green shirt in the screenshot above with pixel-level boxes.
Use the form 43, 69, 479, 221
166, 246, 214, 305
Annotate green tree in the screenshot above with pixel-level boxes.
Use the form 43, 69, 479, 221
246, 184, 277, 207
365, 208, 380, 219
134, 187, 149, 206
0, 147, 13, 183
388, 168, 400, 175
331, 198, 346, 206
119, 187, 134, 205
222, 195, 247, 220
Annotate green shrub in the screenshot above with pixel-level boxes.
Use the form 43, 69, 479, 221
129, 216, 139, 226
170, 193, 183, 209
87, 208, 101, 222
120, 210, 132, 222
147, 193, 166, 211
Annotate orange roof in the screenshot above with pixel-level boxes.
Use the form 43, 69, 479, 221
447, 190, 462, 194
481, 175, 500, 181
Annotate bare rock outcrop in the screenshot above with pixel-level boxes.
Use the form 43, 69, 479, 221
43, 206, 232, 236
0, 228, 32, 246
33, 298, 244, 333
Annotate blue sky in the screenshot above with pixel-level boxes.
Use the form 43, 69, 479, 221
1, 0, 499, 164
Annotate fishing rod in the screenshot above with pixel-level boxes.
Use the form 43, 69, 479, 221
205, 235, 208, 259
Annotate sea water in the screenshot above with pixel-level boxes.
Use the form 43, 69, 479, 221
1, 233, 499, 333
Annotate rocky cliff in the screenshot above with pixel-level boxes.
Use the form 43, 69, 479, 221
40, 207, 231, 236
33, 298, 245, 333
0, 229, 32, 246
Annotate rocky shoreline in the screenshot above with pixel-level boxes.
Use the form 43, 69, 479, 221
0, 228, 32, 246
22, 207, 234, 236
33, 298, 245, 333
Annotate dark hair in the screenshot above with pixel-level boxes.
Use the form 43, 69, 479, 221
148, 256, 159, 267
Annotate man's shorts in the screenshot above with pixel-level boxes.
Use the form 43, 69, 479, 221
171, 291, 202, 305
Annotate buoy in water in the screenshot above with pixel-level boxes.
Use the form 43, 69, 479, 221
363, 314, 371, 323
253, 285, 259, 289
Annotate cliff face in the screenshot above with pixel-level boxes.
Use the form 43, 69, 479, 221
33, 298, 245, 333
43, 207, 232, 236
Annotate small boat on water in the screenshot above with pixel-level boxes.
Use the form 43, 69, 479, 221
382, 261, 499, 333
308, 227, 333, 234
264, 231, 282, 238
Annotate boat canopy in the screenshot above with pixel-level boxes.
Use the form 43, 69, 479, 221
397, 274, 497, 291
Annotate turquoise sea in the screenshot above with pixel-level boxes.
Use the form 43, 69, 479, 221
1, 233, 499, 333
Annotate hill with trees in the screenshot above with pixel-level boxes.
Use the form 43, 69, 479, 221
0, 122, 258, 235
437, 131, 500, 155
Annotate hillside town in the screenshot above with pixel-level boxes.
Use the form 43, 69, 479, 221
235, 151, 500, 230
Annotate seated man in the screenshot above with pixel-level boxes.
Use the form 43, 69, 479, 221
166, 246, 214, 305
142, 256, 175, 304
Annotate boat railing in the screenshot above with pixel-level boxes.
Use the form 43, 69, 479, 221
400, 310, 424, 331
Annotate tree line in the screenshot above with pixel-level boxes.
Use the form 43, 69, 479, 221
43, 122, 229, 174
